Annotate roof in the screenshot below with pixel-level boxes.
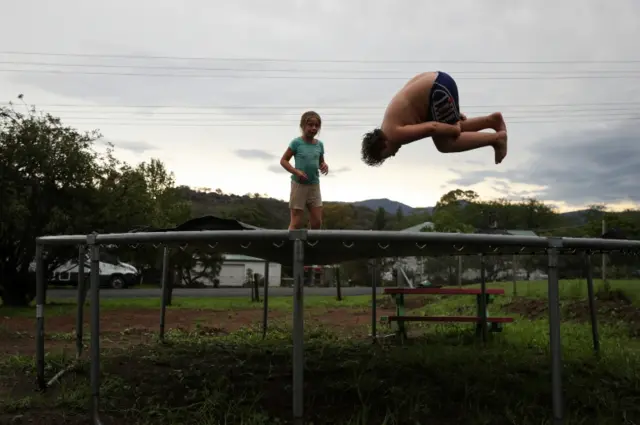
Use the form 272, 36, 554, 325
475, 228, 538, 237
224, 254, 268, 262
400, 221, 435, 233
506, 230, 539, 237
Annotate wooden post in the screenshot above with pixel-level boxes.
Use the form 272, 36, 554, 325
253, 273, 260, 302
335, 267, 343, 301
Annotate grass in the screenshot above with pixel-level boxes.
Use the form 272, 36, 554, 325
0, 294, 370, 318
1, 279, 640, 424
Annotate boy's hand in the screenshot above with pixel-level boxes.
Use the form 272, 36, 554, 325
460, 113, 467, 121
320, 162, 329, 175
295, 169, 308, 181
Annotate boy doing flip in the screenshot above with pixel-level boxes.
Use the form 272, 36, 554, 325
360, 71, 508, 166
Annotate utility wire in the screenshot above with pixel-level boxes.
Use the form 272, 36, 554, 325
2, 68, 640, 80
3, 101, 639, 109
51, 116, 640, 127
2, 60, 640, 75
2, 51, 640, 64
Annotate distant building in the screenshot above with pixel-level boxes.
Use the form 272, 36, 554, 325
189, 254, 282, 287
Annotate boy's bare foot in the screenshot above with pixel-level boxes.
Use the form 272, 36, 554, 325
490, 112, 507, 132
493, 131, 508, 164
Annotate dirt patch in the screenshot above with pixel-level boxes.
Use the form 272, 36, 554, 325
310, 306, 396, 335
0, 306, 398, 356
504, 295, 640, 336
377, 294, 436, 310
503, 298, 549, 319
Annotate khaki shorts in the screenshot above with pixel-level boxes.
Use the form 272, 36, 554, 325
289, 181, 322, 210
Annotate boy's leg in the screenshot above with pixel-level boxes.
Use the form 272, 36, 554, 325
460, 112, 506, 133
433, 131, 508, 164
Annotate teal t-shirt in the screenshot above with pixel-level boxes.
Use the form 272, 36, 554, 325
289, 137, 324, 185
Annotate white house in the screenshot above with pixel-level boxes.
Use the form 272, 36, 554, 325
217, 254, 282, 287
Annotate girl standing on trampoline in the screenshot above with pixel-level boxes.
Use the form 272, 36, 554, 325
280, 111, 329, 230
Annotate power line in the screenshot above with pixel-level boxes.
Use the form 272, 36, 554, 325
3, 101, 639, 109
2, 51, 640, 64
2, 68, 640, 80
2, 60, 640, 75
16, 108, 640, 116
28, 112, 640, 122
49, 116, 640, 127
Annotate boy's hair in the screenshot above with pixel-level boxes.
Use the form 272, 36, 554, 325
300, 111, 322, 128
361, 128, 388, 166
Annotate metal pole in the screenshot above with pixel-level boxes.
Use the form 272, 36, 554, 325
512, 254, 518, 296
76, 245, 87, 358
262, 261, 269, 339
336, 266, 342, 301
601, 219, 606, 282
35, 243, 46, 391
457, 256, 462, 287
292, 234, 306, 425
585, 253, 600, 354
547, 240, 564, 424
371, 259, 378, 342
89, 236, 103, 425
479, 254, 488, 343
159, 246, 170, 342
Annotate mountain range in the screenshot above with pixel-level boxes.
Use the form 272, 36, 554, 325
352, 198, 591, 222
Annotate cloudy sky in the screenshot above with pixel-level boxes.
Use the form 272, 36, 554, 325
1, 0, 639, 212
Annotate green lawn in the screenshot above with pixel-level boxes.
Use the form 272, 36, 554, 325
1, 279, 639, 424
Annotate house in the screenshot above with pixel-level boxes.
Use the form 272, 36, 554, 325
388, 225, 547, 283
184, 254, 282, 287
217, 254, 282, 287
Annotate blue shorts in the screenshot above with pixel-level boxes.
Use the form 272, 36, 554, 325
426, 71, 461, 125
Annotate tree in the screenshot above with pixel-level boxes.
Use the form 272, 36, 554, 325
0, 104, 104, 305
373, 207, 387, 230
323, 204, 355, 229
395, 206, 404, 223
0, 101, 196, 306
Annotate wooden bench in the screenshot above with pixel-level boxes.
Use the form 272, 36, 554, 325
380, 287, 514, 340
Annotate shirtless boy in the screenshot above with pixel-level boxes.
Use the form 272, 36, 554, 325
360, 71, 508, 166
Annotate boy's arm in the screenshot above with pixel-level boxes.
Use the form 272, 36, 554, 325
387, 121, 461, 146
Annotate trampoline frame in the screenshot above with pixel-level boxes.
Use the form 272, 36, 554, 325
33, 228, 640, 425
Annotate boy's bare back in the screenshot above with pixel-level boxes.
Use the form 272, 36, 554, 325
381, 72, 439, 133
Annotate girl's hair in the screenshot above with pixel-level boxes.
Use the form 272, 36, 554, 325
300, 111, 322, 129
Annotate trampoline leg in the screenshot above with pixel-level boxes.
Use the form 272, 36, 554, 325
89, 236, 103, 425
262, 261, 269, 339
547, 242, 564, 425
35, 243, 46, 391
371, 259, 378, 342
159, 247, 170, 342
479, 254, 488, 343
292, 236, 306, 425
76, 245, 87, 359
585, 253, 600, 354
